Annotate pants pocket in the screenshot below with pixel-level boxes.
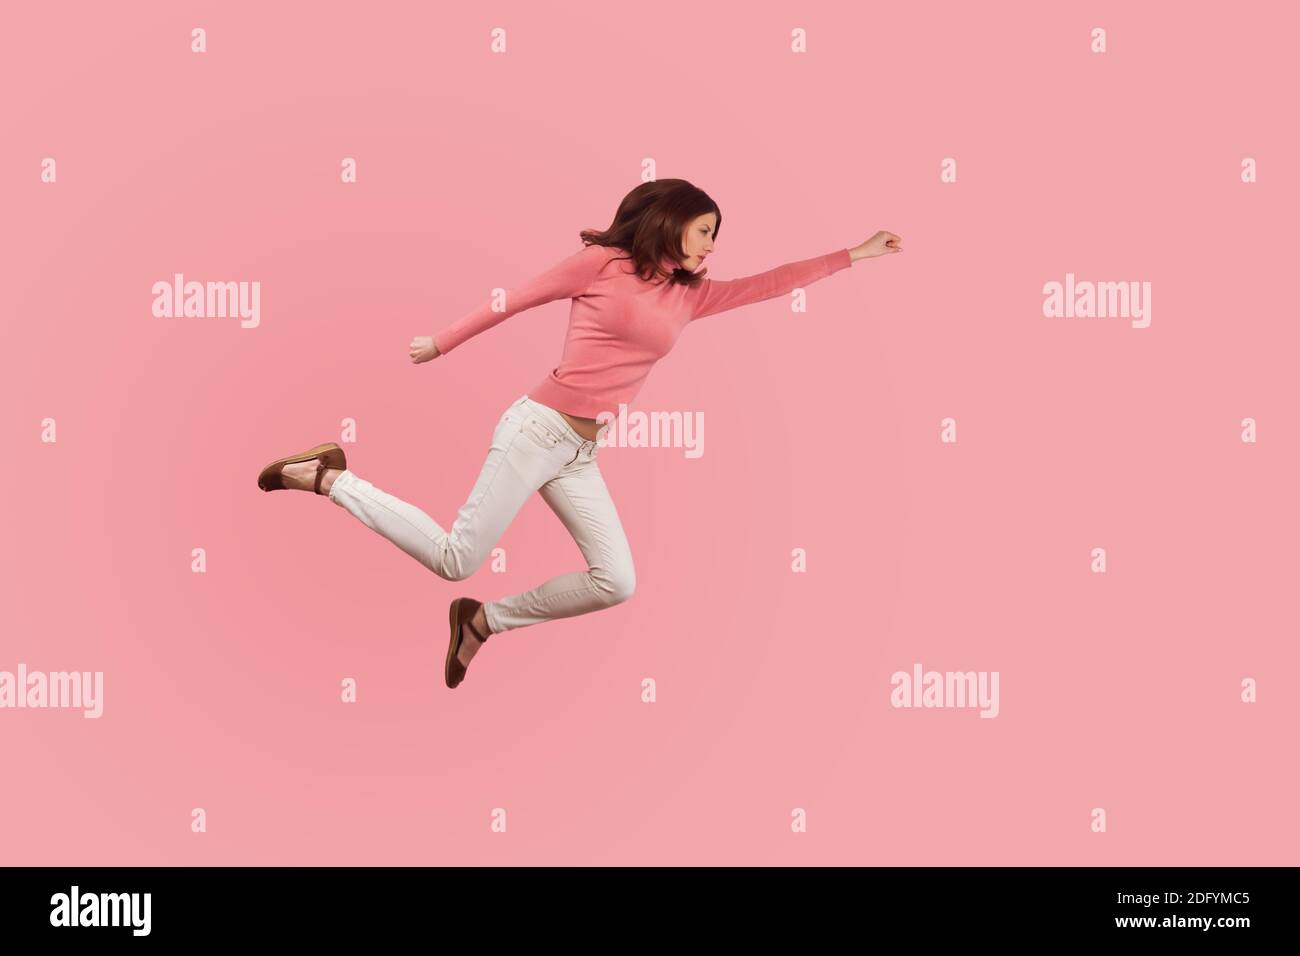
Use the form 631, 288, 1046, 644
521, 415, 564, 451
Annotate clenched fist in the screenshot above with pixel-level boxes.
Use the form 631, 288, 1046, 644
409, 336, 440, 364
849, 231, 903, 261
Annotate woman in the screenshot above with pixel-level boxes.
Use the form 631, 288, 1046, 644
256, 179, 901, 689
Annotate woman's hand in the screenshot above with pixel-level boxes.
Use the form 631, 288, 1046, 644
849, 231, 903, 261
409, 336, 440, 364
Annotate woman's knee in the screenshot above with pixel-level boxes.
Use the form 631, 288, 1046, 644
594, 561, 636, 606
434, 538, 487, 582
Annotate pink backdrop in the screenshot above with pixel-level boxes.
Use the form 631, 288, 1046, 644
2, 1, 1296, 865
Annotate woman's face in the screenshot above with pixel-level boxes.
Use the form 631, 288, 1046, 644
680, 213, 717, 270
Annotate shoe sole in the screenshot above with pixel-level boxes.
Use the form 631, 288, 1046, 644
446, 599, 464, 689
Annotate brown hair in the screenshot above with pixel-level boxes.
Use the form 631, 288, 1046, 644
578, 179, 722, 288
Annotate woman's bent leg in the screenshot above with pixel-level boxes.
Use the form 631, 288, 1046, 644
483, 456, 635, 634
327, 413, 540, 581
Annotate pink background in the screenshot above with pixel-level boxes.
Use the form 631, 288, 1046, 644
2, 1, 1296, 865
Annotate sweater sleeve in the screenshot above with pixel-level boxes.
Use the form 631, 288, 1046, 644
434, 244, 609, 356
688, 248, 854, 322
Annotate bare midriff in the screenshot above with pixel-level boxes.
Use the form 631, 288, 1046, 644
558, 411, 603, 442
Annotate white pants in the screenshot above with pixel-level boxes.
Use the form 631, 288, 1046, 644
327, 394, 635, 634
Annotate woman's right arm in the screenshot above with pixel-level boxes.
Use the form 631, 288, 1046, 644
429, 243, 609, 357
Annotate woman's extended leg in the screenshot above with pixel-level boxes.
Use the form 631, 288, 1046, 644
481, 455, 635, 635
325, 410, 539, 583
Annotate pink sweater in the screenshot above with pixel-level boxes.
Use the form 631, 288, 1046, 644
433, 243, 854, 419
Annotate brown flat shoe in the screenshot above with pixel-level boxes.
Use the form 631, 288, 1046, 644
257, 442, 347, 494
446, 596, 490, 689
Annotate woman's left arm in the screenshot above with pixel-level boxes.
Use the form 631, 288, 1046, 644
688, 230, 901, 322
